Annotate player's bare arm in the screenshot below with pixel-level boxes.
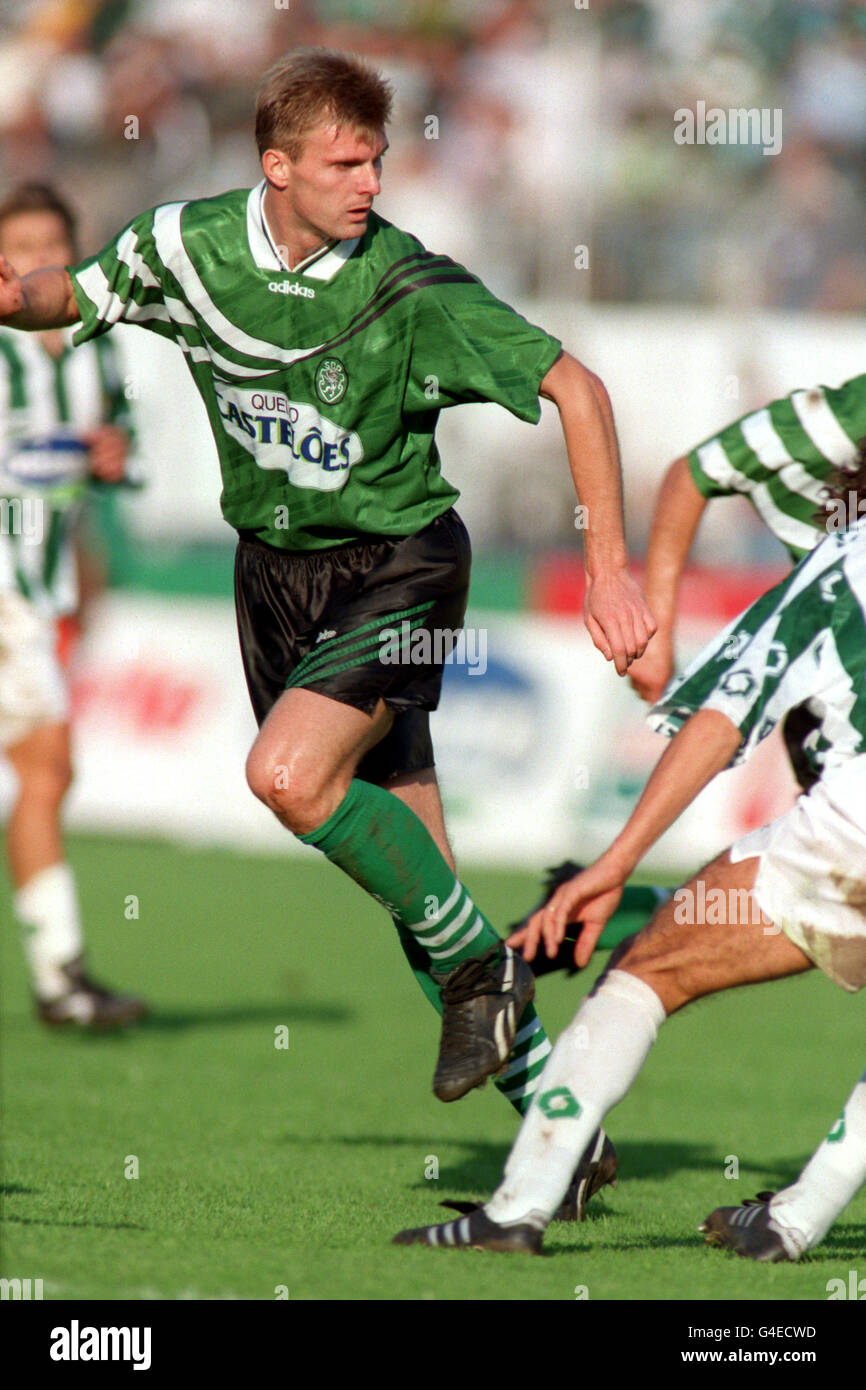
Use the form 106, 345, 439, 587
510, 707, 742, 965
0, 256, 79, 329
628, 455, 708, 704
539, 351, 656, 675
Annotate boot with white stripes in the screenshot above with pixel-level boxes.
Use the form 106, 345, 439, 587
699, 1192, 793, 1262
431, 943, 535, 1103
393, 1206, 543, 1254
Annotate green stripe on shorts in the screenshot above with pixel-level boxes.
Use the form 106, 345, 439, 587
287, 600, 436, 687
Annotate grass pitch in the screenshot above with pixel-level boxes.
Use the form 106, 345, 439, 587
2, 833, 864, 1302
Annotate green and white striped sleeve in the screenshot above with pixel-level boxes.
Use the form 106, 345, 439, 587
648, 540, 854, 765
68, 207, 178, 346
686, 375, 866, 560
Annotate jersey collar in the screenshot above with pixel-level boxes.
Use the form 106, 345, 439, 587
246, 181, 360, 281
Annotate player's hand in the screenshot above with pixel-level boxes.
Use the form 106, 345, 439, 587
85, 424, 129, 482
628, 626, 674, 703
0, 255, 25, 320
584, 567, 657, 675
508, 855, 626, 970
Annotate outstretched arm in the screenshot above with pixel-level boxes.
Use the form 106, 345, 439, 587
540, 351, 656, 675
0, 257, 80, 329
628, 455, 708, 704
509, 708, 742, 965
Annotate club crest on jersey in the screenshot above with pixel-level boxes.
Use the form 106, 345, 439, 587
215, 384, 363, 492
315, 358, 348, 406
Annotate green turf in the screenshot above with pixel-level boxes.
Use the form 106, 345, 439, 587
2, 833, 864, 1301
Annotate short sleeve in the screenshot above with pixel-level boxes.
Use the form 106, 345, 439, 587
68, 208, 177, 346
687, 415, 765, 500
404, 265, 562, 421
647, 562, 842, 766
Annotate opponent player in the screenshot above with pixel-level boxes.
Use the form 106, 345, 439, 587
0, 51, 653, 1197
393, 476, 866, 1255
0, 183, 147, 1028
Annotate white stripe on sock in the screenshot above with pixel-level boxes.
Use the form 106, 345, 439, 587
406, 879, 462, 934
428, 914, 485, 961
414, 892, 474, 948
498, 1038, 552, 1082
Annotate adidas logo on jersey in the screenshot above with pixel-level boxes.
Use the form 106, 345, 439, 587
268, 281, 316, 299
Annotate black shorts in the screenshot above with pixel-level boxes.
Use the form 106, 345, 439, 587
233, 508, 471, 784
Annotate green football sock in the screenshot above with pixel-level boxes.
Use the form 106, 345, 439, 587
300, 778, 506, 969
298, 778, 551, 1115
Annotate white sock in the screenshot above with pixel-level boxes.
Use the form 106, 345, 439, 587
15, 862, 85, 1001
485, 970, 666, 1227
769, 1075, 866, 1257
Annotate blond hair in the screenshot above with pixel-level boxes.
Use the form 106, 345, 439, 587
255, 49, 393, 161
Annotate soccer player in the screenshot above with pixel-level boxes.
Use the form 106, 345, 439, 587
620, 382, 866, 1261
393, 480, 866, 1255
0, 183, 147, 1028
0, 51, 653, 1188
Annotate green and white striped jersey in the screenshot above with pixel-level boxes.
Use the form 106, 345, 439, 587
688, 374, 866, 560
649, 517, 866, 784
0, 328, 131, 616
68, 182, 561, 551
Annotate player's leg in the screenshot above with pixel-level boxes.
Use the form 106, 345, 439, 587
701, 1069, 866, 1261
246, 684, 538, 1100
6, 720, 71, 883
5, 720, 146, 1027
357, 751, 615, 1208
697, 771, 866, 1259
251, 695, 619, 1203
372, 760, 555, 1114
381, 765, 629, 1226
387, 766, 455, 868
394, 850, 812, 1249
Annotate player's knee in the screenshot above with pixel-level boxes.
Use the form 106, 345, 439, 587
245, 745, 287, 809
245, 747, 328, 831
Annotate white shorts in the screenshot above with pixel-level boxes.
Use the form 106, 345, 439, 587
730, 762, 866, 993
0, 591, 67, 747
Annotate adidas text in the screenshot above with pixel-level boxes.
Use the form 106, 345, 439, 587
268, 281, 316, 298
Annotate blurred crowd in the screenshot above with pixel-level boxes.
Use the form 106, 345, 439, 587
0, 0, 864, 310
